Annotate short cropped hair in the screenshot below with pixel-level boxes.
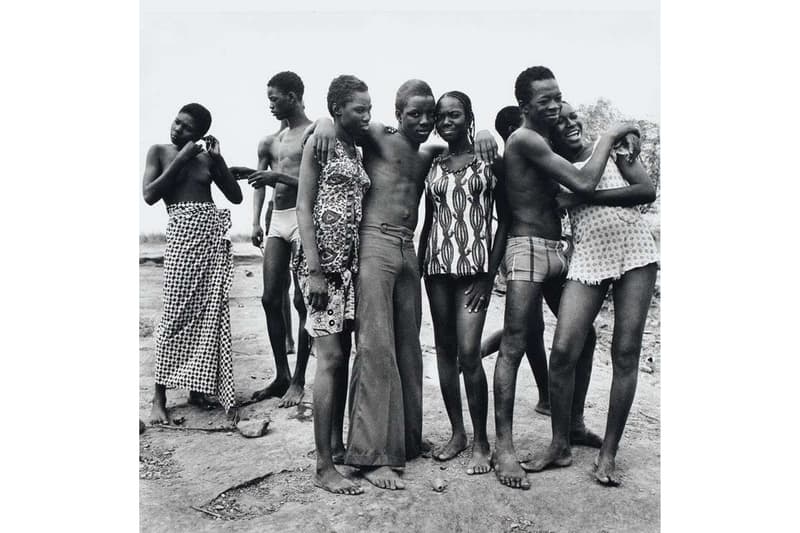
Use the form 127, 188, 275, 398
494, 105, 522, 141
327, 75, 369, 117
179, 103, 212, 137
436, 91, 475, 144
395, 79, 433, 113
514, 66, 556, 106
268, 71, 305, 100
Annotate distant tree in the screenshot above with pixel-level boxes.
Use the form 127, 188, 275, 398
576, 98, 660, 219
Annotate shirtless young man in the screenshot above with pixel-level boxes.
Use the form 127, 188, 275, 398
311, 80, 498, 490
229, 72, 312, 408
492, 66, 638, 490
143, 103, 243, 424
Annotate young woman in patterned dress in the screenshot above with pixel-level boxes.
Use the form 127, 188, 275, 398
295, 75, 372, 495
524, 102, 659, 485
417, 91, 508, 475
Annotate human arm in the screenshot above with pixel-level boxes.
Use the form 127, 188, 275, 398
417, 192, 434, 275
310, 119, 383, 165
247, 170, 299, 189
464, 159, 508, 312
474, 130, 499, 164
295, 137, 328, 310
142, 142, 202, 205
205, 135, 242, 204
556, 153, 655, 209
519, 123, 639, 197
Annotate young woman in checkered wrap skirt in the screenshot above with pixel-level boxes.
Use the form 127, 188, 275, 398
142, 103, 243, 425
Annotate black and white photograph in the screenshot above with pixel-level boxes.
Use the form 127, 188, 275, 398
137, 1, 662, 530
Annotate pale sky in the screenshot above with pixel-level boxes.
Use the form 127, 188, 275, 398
140, 0, 659, 235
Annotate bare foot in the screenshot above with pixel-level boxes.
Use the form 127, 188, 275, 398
251, 378, 290, 402
278, 381, 305, 408
534, 402, 551, 416
227, 407, 241, 425
149, 401, 171, 425
188, 391, 220, 410
434, 433, 468, 461
362, 466, 405, 490
571, 426, 603, 448
594, 454, 620, 486
314, 466, 363, 495
492, 450, 530, 490
521, 443, 572, 473
466, 441, 492, 475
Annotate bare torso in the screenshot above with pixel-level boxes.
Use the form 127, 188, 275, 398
503, 129, 562, 240
361, 129, 436, 230
157, 144, 215, 205
269, 122, 310, 210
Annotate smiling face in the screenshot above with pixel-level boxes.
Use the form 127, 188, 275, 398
435, 96, 469, 144
521, 78, 563, 129
396, 94, 435, 144
336, 90, 372, 142
170, 112, 201, 146
553, 102, 584, 152
267, 86, 296, 121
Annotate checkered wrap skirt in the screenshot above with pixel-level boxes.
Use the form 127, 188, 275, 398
154, 202, 235, 411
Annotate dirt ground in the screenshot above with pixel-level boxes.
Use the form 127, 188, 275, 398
139, 243, 660, 532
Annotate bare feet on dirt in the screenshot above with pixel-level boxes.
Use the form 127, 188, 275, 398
278, 381, 305, 408
150, 400, 171, 425
188, 391, 221, 410
492, 450, 530, 490
314, 467, 363, 495
534, 401, 552, 416
570, 426, 604, 448
363, 466, 405, 490
594, 454, 620, 486
520, 443, 572, 472
251, 377, 290, 402
227, 406, 241, 425
434, 432, 468, 461
466, 441, 492, 475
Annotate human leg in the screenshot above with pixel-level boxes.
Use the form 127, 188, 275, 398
425, 276, 467, 461
150, 383, 171, 425
595, 263, 657, 486
345, 228, 406, 482
312, 333, 363, 495
453, 276, 490, 475
252, 237, 292, 401
542, 279, 603, 447
331, 327, 352, 464
492, 280, 541, 489
479, 329, 503, 359
283, 279, 295, 354
523, 280, 607, 472
523, 297, 550, 415
394, 238, 424, 461
279, 271, 311, 407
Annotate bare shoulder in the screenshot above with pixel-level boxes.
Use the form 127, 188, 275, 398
506, 128, 551, 160
258, 133, 279, 157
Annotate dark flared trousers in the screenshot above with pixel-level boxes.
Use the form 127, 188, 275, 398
344, 223, 423, 467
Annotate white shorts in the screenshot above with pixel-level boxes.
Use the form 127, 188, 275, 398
266, 207, 301, 244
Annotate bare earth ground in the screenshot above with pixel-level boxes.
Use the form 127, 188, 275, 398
139, 243, 660, 532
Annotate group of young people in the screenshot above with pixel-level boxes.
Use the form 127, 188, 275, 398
142, 66, 659, 495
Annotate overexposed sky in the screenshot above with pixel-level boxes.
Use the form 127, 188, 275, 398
140, 0, 659, 234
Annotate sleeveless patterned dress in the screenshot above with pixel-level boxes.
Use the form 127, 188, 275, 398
567, 145, 659, 285
423, 155, 496, 277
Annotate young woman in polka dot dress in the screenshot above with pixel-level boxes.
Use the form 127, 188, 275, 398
526, 102, 658, 486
